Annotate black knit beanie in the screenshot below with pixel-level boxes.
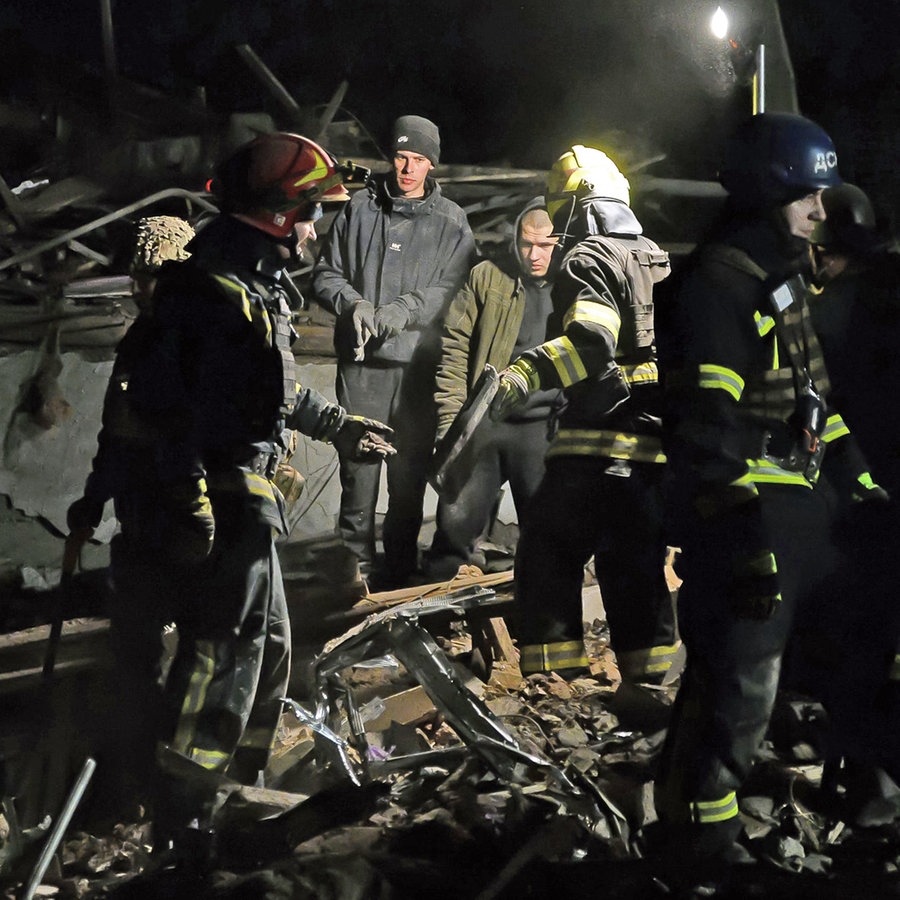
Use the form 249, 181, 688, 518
392, 115, 440, 165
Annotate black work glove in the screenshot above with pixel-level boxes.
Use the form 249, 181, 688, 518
730, 549, 782, 620
851, 472, 891, 505
67, 495, 105, 532
163, 478, 216, 566
332, 415, 396, 461
373, 302, 410, 339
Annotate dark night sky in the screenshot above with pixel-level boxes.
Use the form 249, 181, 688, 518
3, 1, 900, 223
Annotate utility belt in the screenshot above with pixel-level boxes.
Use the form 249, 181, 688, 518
761, 439, 825, 482
206, 448, 281, 481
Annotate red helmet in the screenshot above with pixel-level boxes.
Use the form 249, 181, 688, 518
213, 132, 353, 238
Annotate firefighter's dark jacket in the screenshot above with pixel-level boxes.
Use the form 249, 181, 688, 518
512, 197, 670, 460
312, 172, 475, 364
124, 215, 347, 529
658, 212, 871, 554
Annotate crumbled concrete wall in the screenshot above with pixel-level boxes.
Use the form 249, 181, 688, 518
0, 351, 447, 578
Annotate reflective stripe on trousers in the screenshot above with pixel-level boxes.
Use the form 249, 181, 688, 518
520, 640, 590, 675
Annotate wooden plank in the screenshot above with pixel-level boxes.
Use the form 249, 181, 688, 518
350, 568, 514, 613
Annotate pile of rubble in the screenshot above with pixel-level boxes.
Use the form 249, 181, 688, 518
3, 574, 899, 900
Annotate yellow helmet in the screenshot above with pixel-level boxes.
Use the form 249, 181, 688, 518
546, 145, 630, 221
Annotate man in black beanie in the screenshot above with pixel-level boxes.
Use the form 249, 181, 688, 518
314, 115, 475, 589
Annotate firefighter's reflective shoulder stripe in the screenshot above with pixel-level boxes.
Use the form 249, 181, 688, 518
547, 428, 666, 463
539, 335, 588, 386
520, 640, 590, 675
821, 413, 850, 443
697, 363, 745, 402
562, 299, 622, 343
691, 791, 739, 824
211, 273, 273, 343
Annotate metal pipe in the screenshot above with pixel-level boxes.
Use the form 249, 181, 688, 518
21, 757, 97, 900
754, 44, 766, 114
0, 188, 218, 273
314, 81, 349, 144
235, 44, 304, 125
99, 0, 117, 78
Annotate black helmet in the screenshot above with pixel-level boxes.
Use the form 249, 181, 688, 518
812, 183, 883, 255
719, 113, 841, 208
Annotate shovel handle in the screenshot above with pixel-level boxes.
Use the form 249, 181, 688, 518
42, 528, 94, 682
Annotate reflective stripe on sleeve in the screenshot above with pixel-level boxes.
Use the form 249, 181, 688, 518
547, 429, 666, 463
691, 792, 739, 824
821, 414, 850, 443
562, 300, 621, 343
697, 364, 744, 402
620, 361, 659, 385
542, 336, 588, 386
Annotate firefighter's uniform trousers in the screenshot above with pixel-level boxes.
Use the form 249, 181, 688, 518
655, 482, 835, 831
515, 455, 678, 682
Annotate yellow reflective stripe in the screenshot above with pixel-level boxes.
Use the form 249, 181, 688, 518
172, 639, 216, 754
889, 654, 900, 682
741, 551, 778, 577
754, 309, 775, 337
213, 274, 252, 323
291, 153, 329, 189
618, 641, 682, 679
212, 274, 273, 342
547, 429, 666, 463
821, 414, 850, 443
236, 727, 276, 751
543, 336, 588, 386
520, 641, 589, 674
562, 300, 621, 343
692, 792, 739, 824
188, 747, 230, 771
246, 472, 276, 501
697, 364, 744, 401
745, 459, 813, 487
620, 361, 659, 384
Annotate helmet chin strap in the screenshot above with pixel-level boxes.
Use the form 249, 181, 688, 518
552, 194, 580, 251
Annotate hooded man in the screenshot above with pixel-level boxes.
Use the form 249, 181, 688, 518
489, 145, 679, 687
425, 199, 561, 580
313, 114, 475, 589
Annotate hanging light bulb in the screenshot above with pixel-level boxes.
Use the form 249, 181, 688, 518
710, 6, 729, 40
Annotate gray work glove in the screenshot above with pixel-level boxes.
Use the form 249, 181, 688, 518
332, 415, 396, 461
351, 300, 376, 361
490, 359, 540, 422
373, 302, 410, 339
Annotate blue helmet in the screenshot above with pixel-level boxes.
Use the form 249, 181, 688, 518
719, 113, 841, 207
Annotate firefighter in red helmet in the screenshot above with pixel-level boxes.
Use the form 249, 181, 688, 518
73, 133, 393, 840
